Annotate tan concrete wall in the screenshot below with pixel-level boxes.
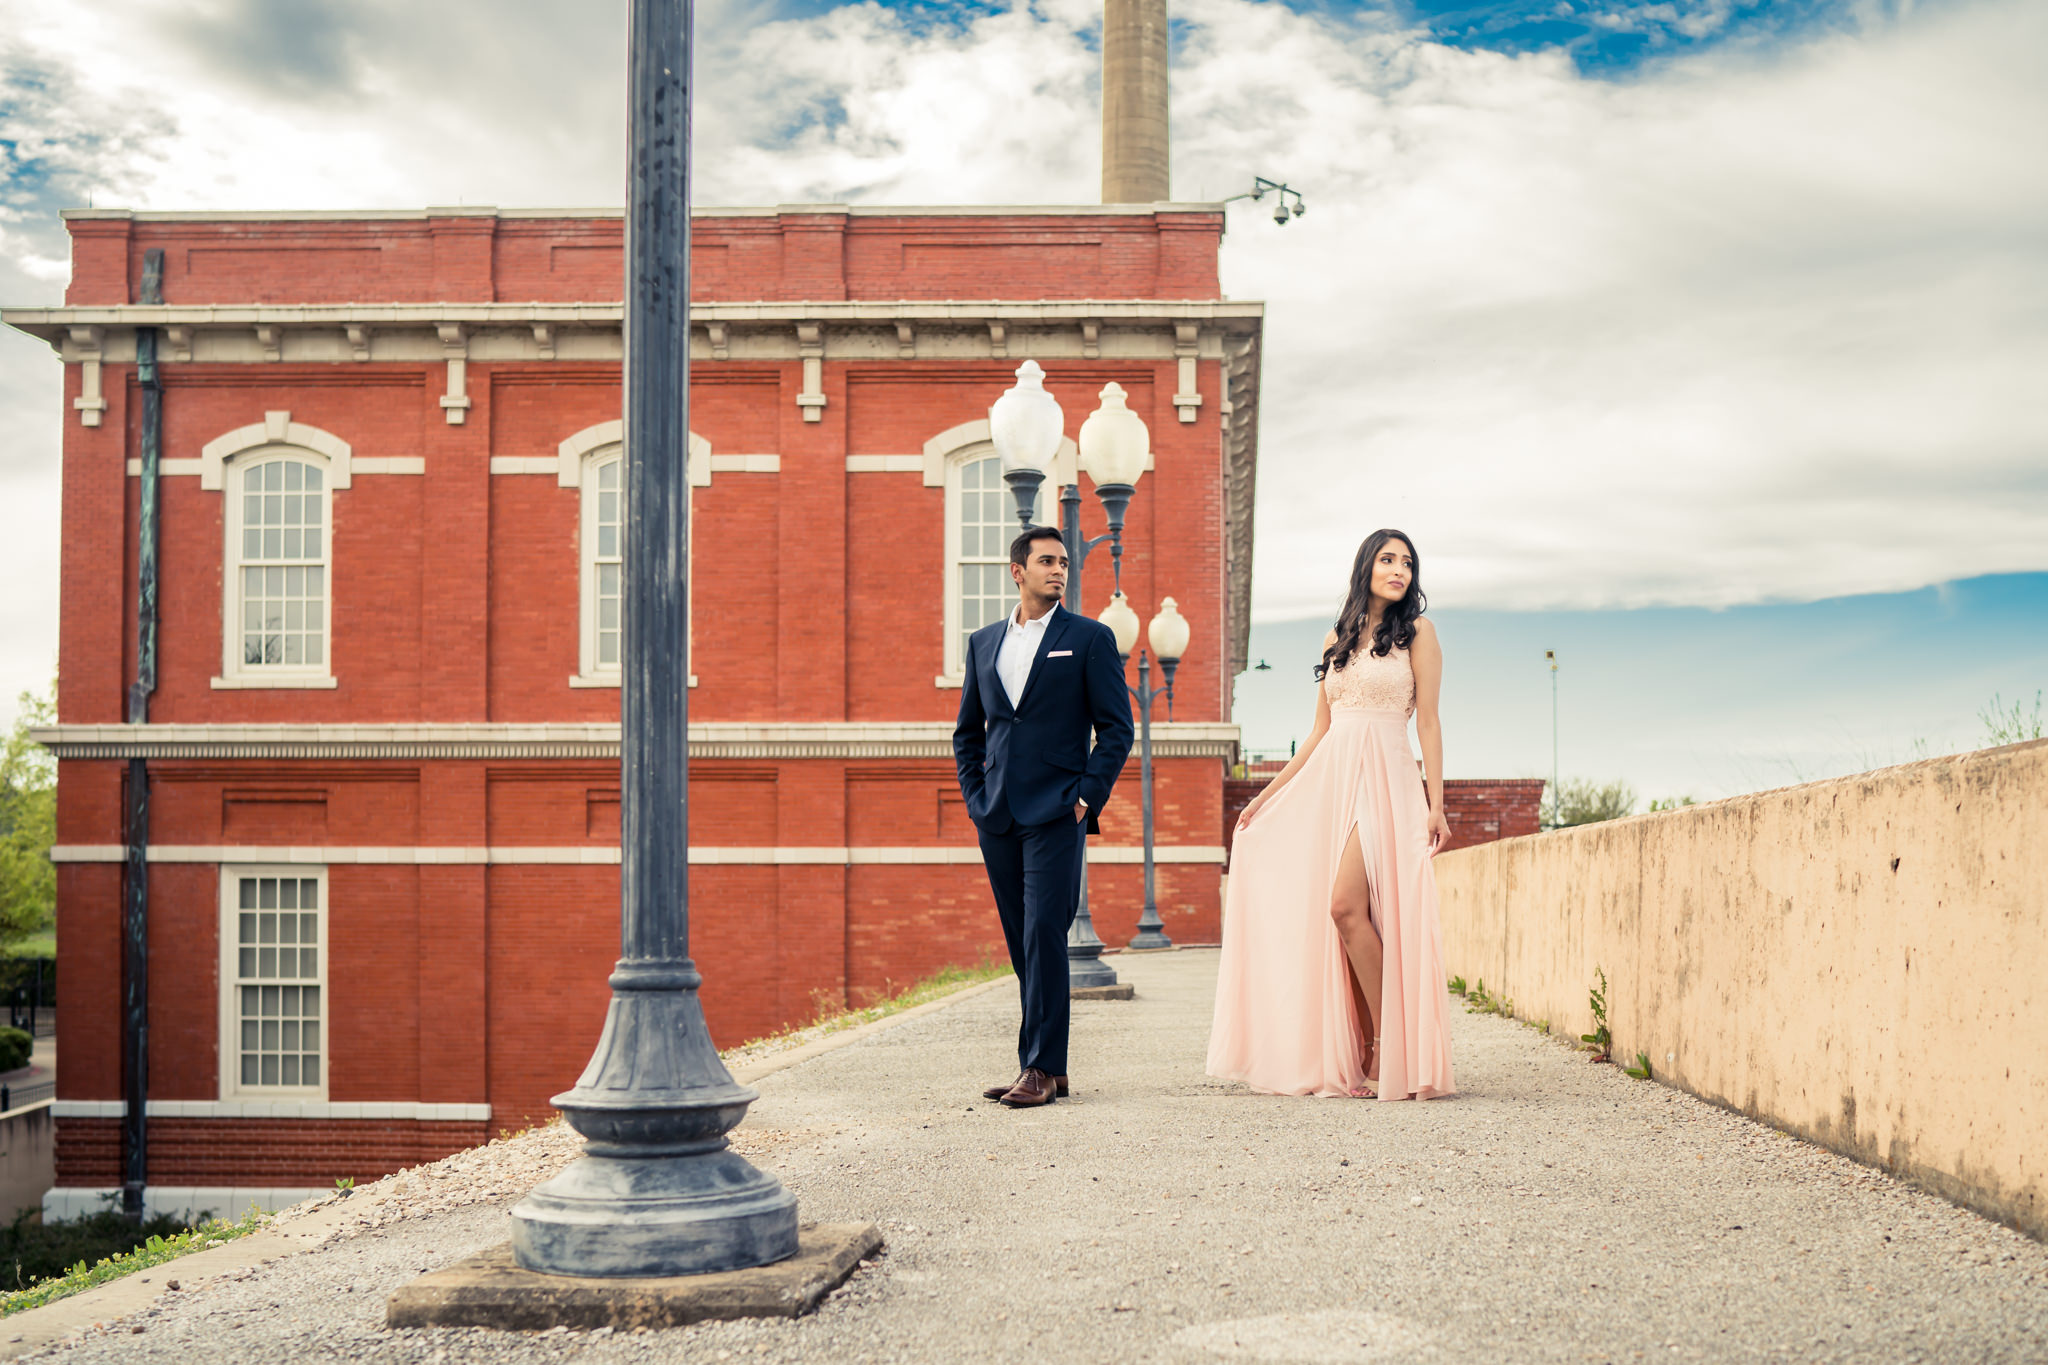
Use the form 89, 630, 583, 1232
1434, 738, 2048, 1239
0, 1101, 55, 1221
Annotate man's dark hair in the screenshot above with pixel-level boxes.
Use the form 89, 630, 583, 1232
1010, 525, 1068, 568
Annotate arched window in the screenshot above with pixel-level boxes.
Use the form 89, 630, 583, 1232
224, 453, 331, 682
567, 424, 699, 687
940, 442, 1041, 683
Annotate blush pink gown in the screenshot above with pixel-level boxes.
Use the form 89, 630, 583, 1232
1207, 643, 1457, 1100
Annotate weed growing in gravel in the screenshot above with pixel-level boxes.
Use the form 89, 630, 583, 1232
1582, 967, 1613, 1062
0, 1208, 268, 1318
1447, 975, 1467, 996
1624, 1051, 1654, 1080
1462, 979, 1515, 1019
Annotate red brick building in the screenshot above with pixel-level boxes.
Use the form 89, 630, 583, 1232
5, 204, 1263, 1217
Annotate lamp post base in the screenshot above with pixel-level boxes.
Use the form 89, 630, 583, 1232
1067, 946, 1119, 990
511, 977, 799, 1279
1126, 927, 1174, 951
512, 1150, 799, 1279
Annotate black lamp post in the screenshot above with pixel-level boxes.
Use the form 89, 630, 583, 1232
1098, 595, 1190, 951
990, 369, 1149, 990
509, 0, 799, 1278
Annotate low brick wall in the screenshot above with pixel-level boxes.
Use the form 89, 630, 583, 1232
1223, 775, 1542, 860
1433, 738, 2048, 1240
57, 1117, 492, 1187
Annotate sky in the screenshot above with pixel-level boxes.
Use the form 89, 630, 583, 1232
1, 0, 2043, 795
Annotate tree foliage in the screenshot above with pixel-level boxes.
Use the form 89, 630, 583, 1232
0, 686, 55, 946
1546, 777, 1636, 828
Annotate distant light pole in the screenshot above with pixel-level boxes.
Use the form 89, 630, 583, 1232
1545, 649, 1559, 829
1098, 593, 1189, 950
510, 0, 799, 1278
991, 365, 1149, 990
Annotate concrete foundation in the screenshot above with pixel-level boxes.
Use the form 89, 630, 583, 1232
386, 1222, 883, 1330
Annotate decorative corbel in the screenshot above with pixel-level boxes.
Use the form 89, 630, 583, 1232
706, 322, 729, 360
987, 321, 1008, 359
1080, 319, 1101, 360
795, 322, 826, 422
1173, 322, 1202, 423
68, 326, 106, 427
437, 322, 471, 425
345, 324, 372, 362
895, 322, 916, 359
165, 325, 193, 363
531, 323, 554, 361
254, 324, 283, 363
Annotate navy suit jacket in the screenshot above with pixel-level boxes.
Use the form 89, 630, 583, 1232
953, 604, 1135, 834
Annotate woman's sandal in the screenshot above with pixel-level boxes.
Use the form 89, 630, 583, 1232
1349, 1037, 1382, 1097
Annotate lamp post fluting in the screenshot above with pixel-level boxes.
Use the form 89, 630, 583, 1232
1100, 595, 1189, 952
509, 0, 799, 1278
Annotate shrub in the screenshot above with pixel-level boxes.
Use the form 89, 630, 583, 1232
1547, 778, 1636, 827
1, 1206, 202, 1292
0, 1028, 30, 1075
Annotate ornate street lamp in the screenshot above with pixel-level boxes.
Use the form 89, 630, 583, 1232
986, 377, 1151, 989
1100, 594, 1191, 952
509, 0, 799, 1278
991, 360, 1062, 529
1056, 382, 1151, 986
1076, 381, 1148, 595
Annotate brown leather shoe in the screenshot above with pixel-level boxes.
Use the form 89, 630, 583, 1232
982, 1074, 1069, 1101
999, 1067, 1059, 1107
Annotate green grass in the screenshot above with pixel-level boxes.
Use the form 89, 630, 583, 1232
729, 958, 1013, 1054
0, 1208, 269, 1318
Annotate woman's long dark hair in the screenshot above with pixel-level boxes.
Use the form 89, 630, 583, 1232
1314, 529, 1426, 681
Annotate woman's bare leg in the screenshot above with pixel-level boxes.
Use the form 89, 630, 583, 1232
1330, 826, 1383, 1084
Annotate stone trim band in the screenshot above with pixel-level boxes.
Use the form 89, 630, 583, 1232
31, 721, 1241, 763
53, 1100, 491, 1120
50, 844, 1230, 866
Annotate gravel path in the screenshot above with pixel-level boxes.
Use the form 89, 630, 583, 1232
23, 950, 2048, 1363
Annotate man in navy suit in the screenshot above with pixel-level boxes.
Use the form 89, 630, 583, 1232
954, 524, 1135, 1108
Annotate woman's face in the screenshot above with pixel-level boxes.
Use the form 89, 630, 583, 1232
1369, 539, 1414, 604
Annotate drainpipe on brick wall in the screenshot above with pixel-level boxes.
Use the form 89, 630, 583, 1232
120, 247, 164, 1218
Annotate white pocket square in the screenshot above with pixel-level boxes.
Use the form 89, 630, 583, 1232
1047, 650, 1074, 657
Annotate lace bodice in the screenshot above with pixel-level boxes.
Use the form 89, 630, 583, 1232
1324, 642, 1415, 715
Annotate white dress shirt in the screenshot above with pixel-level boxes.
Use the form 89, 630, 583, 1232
995, 603, 1055, 709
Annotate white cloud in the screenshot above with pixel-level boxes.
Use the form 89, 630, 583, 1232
0, 0, 2042, 735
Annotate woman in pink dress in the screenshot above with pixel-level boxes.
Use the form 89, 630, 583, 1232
1208, 528, 1456, 1100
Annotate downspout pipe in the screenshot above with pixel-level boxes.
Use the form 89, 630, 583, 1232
122, 247, 164, 1218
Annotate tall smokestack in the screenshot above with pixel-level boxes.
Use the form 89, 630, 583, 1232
1101, 0, 1170, 203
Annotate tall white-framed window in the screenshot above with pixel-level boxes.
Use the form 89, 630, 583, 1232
577, 445, 626, 683
218, 866, 327, 1100
940, 444, 1040, 685
573, 441, 695, 687
221, 452, 334, 687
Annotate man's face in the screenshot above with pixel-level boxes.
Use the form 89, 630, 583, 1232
1010, 534, 1068, 608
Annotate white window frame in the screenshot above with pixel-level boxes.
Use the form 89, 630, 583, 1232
940, 442, 1050, 687
217, 864, 329, 1102
575, 443, 627, 686
218, 448, 337, 689
568, 430, 700, 689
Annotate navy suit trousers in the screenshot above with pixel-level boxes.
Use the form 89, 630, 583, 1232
977, 813, 1086, 1076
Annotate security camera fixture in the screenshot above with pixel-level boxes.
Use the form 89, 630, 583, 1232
1223, 176, 1307, 226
